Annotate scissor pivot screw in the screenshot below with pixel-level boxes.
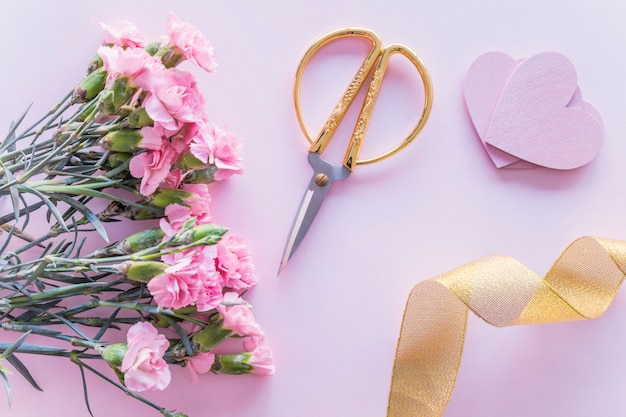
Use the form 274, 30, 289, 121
315, 173, 329, 187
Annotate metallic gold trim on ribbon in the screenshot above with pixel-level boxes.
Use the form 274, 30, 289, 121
387, 237, 626, 416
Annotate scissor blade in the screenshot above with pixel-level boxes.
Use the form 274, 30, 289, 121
278, 175, 332, 274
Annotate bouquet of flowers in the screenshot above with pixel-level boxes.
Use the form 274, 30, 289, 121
0, 12, 273, 417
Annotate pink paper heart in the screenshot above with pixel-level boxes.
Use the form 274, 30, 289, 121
465, 51, 603, 170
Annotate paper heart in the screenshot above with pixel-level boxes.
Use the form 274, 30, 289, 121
464, 51, 603, 170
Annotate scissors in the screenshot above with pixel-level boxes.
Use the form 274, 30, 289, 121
279, 27, 433, 274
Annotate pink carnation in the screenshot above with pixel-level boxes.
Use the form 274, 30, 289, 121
174, 245, 223, 312
138, 124, 190, 156
150, 246, 222, 311
212, 126, 244, 180
216, 234, 256, 291
190, 124, 243, 181
147, 255, 203, 310
188, 123, 213, 164
246, 339, 275, 376
243, 335, 264, 352
156, 187, 212, 237
159, 203, 191, 237
97, 19, 145, 48
216, 292, 263, 337
121, 322, 171, 392
138, 126, 167, 150
173, 122, 200, 144
129, 141, 180, 196
184, 351, 215, 383
143, 67, 205, 132
161, 168, 183, 190
195, 272, 223, 312
181, 183, 212, 223
166, 12, 217, 72
98, 45, 163, 87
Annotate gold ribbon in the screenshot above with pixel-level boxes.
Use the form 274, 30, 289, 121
387, 236, 626, 416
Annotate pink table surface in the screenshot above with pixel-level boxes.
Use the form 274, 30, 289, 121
2, 1, 626, 416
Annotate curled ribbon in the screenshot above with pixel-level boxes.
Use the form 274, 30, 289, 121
387, 236, 626, 416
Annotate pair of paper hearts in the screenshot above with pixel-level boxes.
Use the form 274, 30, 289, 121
464, 52, 603, 169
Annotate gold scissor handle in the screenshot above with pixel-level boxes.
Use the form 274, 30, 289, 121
294, 27, 434, 172
294, 28, 383, 158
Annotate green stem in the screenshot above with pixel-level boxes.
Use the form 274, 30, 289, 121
1, 231, 54, 259
95, 300, 206, 326
3, 282, 110, 307
0, 138, 55, 164
16, 137, 82, 185
71, 356, 168, 415
45, 236, 211, 270
28, 177, 119, 190
22, 91, 74, 137
0, 321, 101, 350
0, 89, 71, 155
0, 155, 70, 184
0, 344, 100, 359
31, 184, 161, 215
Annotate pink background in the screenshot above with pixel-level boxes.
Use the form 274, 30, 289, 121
2, 1, 626, 416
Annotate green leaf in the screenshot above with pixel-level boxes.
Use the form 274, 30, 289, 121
5, 122, 16, 153
17, 193, 36, 230
0, 367, 11, 408
36, 185, 162, 215
0, 163, 20, 224
5, 354, 42, 391
17, 185, 69, 233
0, 226, 15, 260
23, 257, 50, 289
1, 103, 32, 153
49, 193, 109, 243
76, 361, 95, 417
0, 331, 32, 360
15, 300, 61, 322
9, 282, 109, 307
158, 314, 193, 356
30, 308, 93, 342
94, 308, 121, 341
0, 343, 65, 355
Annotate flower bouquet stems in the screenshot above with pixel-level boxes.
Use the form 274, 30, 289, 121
0, 13, 272, 417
